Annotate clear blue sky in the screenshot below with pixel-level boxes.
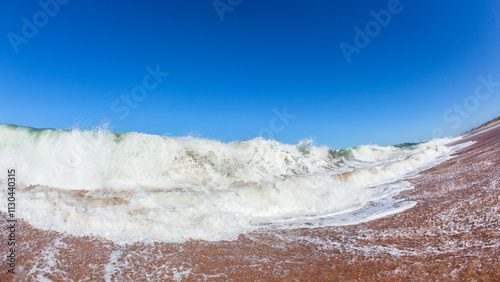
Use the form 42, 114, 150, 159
1, 0, 500, 148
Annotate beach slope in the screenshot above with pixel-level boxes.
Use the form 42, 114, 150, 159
1, 125, 499, 281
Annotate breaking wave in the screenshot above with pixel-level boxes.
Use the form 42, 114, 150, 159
0, 124, 469, 243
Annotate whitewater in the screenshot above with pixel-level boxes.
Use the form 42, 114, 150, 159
0, 124, 471, 244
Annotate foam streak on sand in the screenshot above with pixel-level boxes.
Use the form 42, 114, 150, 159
0, 124, 467, 243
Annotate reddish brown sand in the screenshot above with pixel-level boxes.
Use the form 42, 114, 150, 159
1, 125, 499, 281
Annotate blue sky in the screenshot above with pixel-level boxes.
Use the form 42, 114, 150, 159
1, 0, 500, 148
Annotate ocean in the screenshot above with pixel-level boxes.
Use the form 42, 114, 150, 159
0, 124, 471, 244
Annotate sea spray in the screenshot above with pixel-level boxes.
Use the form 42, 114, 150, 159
0, 124, 468, 243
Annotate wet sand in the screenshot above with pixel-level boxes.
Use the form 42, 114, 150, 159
1, 125, 499, 281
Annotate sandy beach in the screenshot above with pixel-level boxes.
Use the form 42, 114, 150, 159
1, 125, 499, 281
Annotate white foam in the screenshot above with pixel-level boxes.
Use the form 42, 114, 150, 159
0, 125, 468, 243
26, 237, 68, 281
104, 250, 123, 282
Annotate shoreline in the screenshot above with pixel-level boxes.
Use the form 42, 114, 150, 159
1, 126, 499, 280
467, 118, 500, 135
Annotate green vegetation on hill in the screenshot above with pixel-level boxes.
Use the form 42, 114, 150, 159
469, 116, 500, 132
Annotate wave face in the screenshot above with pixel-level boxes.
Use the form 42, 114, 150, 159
0, 124, 467, 243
